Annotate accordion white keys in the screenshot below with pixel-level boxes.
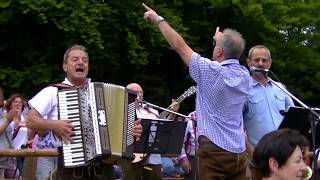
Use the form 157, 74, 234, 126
57, 82, 136, 168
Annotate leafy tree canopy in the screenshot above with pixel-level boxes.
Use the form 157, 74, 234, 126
0, 0, 319, 113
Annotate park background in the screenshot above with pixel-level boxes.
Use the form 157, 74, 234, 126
0, 0, 319, 115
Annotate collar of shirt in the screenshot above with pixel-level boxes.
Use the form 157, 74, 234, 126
250, 77, 272, 87
220, 59, 240, 66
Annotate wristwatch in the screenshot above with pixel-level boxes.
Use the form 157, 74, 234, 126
156, 16, 165, 25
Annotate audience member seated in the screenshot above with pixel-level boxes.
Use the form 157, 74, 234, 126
253, 128, 311, 180
162, 157, 185, 178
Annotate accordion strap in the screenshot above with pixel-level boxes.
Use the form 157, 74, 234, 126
51, 83, 74, 90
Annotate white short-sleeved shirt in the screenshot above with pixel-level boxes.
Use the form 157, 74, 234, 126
28, 78, 74, 148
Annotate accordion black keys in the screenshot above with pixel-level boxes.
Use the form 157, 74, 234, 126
57, 82, 136, 167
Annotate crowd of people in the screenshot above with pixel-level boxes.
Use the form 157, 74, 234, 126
0, 2, 316, 180
0, 91, 34, 178
142, 3, 313, 180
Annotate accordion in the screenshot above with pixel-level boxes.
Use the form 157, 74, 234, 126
57, 82, 136, 168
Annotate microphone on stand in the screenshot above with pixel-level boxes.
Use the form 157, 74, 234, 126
250, 66, 285, 86
136, 95, 148, 109
249, 66, 269, 77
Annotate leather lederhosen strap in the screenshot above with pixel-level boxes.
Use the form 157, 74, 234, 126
51, 83, 74, 90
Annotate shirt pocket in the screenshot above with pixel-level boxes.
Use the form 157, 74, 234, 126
247, 95, 265, 115
274, 94, 286, 111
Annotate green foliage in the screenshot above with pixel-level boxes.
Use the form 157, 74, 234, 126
0, 0, 319, 112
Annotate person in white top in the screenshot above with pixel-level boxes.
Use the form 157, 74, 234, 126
5, 94, 29, 150
0, 99, 17, 178
179, 111, 197, 180
122, 83, 179, 180
0, 93, 30, 178
26, 45, 143, 180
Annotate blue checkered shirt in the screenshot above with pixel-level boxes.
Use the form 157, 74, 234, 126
189, 52, 250, 153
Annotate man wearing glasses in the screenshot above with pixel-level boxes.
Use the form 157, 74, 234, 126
142, 3, 250, 180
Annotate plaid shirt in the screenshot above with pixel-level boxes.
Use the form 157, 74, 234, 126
189, 52, 250, 153
180, 111, 197, 160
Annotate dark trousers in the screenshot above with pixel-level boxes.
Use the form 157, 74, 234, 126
184, 155, 196, 180
197, 136, 249, 180
54, 163, 114, 180
251, 166, 263, 180
121, 159, 161, 180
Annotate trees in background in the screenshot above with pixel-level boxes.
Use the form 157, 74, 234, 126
0, 0, 319, 113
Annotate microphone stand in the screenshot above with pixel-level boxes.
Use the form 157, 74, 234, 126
268, 77, 320, 180
143, 101, 189, 119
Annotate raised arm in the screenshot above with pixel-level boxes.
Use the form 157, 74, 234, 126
142, 3, 193, 66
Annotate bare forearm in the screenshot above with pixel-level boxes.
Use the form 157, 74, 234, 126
158, 22, 191, 63
142, 3, 193, 66
26, 109, 55, 132
27, 129, 36, 140
26, 117, 56, 132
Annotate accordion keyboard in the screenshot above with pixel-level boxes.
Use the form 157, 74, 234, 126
58, 89, 85, 167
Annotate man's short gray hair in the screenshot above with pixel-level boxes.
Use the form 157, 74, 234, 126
63, 44, 89, 63
247, 45, 272, 60
220, 29, 246, 59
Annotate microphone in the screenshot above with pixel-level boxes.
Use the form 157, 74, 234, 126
249, 66, 269, 73
142, 100, 149, 106
249, 66, 269, 77
141, 102, 148, 109
137, 100, 148, 109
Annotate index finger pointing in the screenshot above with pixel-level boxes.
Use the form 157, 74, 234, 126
142, 3, 152, 11
215, 27, 220, 36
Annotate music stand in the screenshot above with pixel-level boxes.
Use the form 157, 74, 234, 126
279, 107, 320, 147
134, 119, 187, 154
278, 106, 311, 133
267, 76, 320, 180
